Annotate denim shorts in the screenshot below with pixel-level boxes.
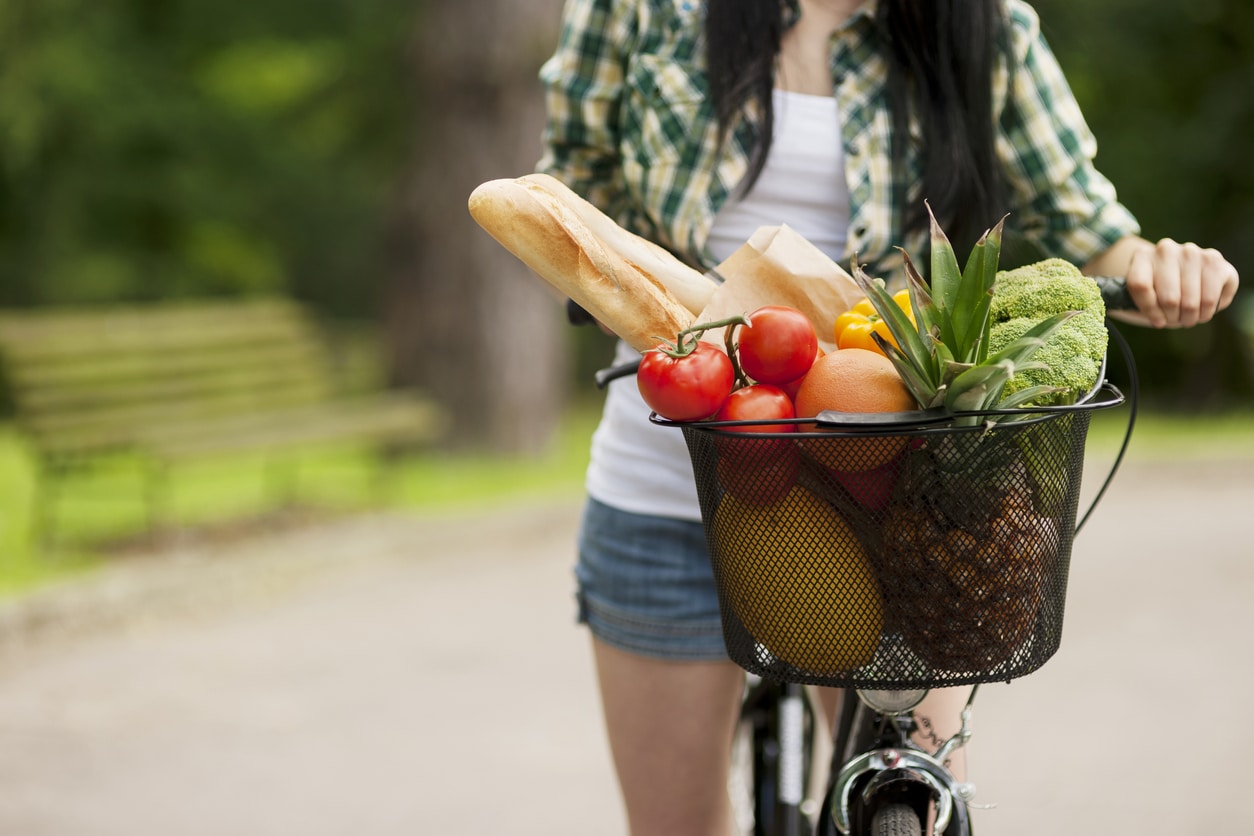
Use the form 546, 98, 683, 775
575, 497, 730, 662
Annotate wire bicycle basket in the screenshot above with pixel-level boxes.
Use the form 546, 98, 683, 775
654, 374, 1127, 690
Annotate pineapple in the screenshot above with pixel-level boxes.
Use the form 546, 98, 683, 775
852, 207, 1075, 675
879, 450, 1062, 672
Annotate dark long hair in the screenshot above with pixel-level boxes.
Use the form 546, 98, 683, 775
705, 0, 1009, 255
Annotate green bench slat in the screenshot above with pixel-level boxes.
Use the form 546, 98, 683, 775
27, 379, 330, 447
142, 394, 450, 460
15, 354, 332, 417
0, 301, 309, 356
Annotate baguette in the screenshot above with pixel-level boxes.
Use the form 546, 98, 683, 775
516, 173, 717, 315
469, 176, 713, 352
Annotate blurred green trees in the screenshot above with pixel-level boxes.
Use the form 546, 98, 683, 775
0, 0, 411, 316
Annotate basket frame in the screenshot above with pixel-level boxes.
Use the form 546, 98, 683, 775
654, 377, 1127, 689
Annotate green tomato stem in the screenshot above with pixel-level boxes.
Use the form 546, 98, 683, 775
657, 314, 749, 360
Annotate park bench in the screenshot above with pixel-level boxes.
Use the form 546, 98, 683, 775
0, 298, 449, 542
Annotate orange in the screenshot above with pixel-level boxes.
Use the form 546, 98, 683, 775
794, 348, 916, 472
713, 485, 883, 674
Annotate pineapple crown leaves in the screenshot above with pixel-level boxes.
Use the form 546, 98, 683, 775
851, 204, 1080, 421
916, 202, 1006, 366
851, 264, 938, 403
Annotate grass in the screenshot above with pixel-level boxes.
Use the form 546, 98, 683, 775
1, 401, 1250, 600
0, 402, 602, 599
1087, 404, 1254, 460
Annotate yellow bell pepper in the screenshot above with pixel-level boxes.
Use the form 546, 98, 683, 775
833, 290, 915, 356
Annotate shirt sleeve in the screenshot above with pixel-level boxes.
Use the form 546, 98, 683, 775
536, 0, 637, 220
996, 2, 1141, 266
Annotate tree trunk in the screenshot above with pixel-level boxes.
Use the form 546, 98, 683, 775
384, 0, 569, 454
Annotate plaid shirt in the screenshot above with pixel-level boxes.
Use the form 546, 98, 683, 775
537, 0, 1140, 276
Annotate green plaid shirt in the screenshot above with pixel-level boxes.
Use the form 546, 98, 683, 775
538, 0, 1139, 276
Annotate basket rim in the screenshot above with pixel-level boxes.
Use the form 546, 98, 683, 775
650, 357, 1124, 437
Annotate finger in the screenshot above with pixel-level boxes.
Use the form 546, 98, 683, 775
1174, 242, 1204, 328
1215, 256, 1241, 313
1151, 238, 1183, 327
1194, 248, 1234, 324
1218, 267, 1241, 311
1125, 247, 1163, 327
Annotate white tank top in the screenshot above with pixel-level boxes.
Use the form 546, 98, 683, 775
586, 90, 849, 520
706, 90, 850, 263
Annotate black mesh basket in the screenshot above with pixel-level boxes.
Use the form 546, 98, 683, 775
658, 380, 1125, 689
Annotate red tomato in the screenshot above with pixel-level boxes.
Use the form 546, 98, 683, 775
713, 385, 799, 504
737, 306, 819, 385
713, 384, 796, 470
638, 341, 734, 421
718, 446, 801, 506
713, 384, 796, 433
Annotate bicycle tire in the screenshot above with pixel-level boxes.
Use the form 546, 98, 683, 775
871, 803, 922, 836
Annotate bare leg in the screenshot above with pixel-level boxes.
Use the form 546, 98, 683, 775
813, 686, 844, 730
591, 638, 746, 836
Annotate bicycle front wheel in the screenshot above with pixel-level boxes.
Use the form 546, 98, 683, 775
870, 803, 921, 836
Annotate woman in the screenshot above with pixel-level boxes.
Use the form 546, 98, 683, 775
537, 1, 1239, 833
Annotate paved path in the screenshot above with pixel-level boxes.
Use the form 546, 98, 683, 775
0, 457, 1248, 835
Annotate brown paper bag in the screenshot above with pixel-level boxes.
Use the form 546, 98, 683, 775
696, 225, 865, 353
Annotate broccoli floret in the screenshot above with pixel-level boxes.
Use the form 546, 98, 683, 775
987, 258, 1108, 405
990, 258, 1105, 322
988, 315, 1107, 404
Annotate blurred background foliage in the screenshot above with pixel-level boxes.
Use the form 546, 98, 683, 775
0, 0, 1250, 414
0, 0, 410, 315
1033, 0, 1254, 407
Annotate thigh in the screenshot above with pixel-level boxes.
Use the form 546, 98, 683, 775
592, 639, 745, 836
575, 498, 728, 661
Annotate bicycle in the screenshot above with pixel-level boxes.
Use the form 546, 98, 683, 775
587, 276, 1138, 835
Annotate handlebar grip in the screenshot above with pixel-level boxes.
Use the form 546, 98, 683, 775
1095, 276, 1136, 312
595, 359, 642, 389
